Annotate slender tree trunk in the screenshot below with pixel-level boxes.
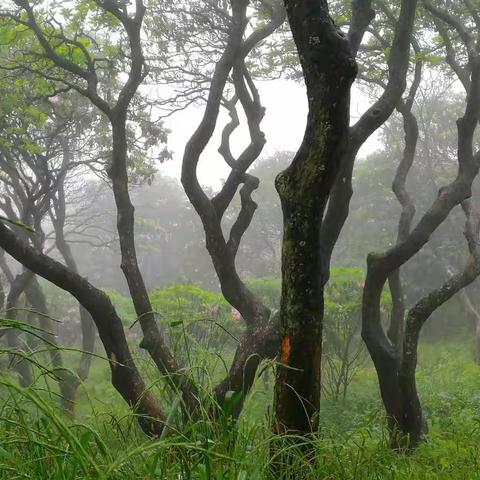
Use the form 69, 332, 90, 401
180, 0, 285, 415
387, 96, 421, 357
5, 270, 34, 387
108, 115, 198, 412
24, 276, 80, 415
0, 276, 5, 311
430, 243, 480, 364
319, 0, 417, 283
52, 203, 96, 413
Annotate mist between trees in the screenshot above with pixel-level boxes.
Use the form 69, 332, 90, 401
1, 0, 480, 478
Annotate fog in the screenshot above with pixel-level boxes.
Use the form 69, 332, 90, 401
0, 0, 479, 478
161, 78, 380, 188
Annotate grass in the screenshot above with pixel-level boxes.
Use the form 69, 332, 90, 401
0, 339, 479, 479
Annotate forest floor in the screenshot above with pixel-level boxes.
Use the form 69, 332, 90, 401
0, 341, 479, 479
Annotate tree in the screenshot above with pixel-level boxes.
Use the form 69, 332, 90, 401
0, 0, 283, 433
362, 0, 480, 448
180, 0, 285, 413
272, 0, 357, 436
270, 0, 418, 436
0, 85, 102, 412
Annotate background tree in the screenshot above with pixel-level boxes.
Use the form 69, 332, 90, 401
362, 0, 480, 448
0, 0, 176, 433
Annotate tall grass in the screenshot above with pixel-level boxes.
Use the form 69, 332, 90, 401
0, 329, 480, 479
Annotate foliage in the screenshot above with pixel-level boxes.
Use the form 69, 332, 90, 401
245, 277, 281, 310
106, 284, 242, 356
150, 284, 242, 353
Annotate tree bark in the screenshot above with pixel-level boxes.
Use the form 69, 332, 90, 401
273, 0, 357, 435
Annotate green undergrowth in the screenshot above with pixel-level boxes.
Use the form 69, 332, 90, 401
0, 341, 479, 479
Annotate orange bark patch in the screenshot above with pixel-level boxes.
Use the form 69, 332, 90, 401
281, 335, 291, 365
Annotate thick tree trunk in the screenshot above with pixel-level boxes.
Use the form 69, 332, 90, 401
397, 317, 425, 448
273, 0, 356, 435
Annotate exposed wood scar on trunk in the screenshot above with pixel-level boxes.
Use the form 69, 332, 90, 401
281, 335, 291, 364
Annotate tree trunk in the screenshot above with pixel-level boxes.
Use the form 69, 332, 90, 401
24, 276, 79, 416
364, 200, 480, 448
214, 316, 279, 416
273, 0, 356, 435
397, 316, 425, 448
180, 0, 284, 415
5, 270, 34, 387
108, 115, 198, 412
52, 201, 96, 413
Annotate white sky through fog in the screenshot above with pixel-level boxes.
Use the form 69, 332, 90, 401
159, 78, 381, 189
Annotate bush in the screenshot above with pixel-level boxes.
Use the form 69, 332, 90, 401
245, 277, 281, 310
150, 284, 242, 352
107, 284, 242, 356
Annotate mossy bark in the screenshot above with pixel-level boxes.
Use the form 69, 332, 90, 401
273, 0, 356, 435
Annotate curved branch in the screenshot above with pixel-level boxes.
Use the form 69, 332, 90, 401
320, 0, 418, 280
0, 220, 166, 436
